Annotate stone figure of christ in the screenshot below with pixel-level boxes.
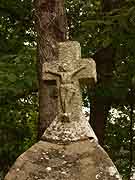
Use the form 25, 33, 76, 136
45, 63, 86, 116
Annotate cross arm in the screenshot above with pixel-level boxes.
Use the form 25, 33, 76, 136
71, 65, 86, 78
73, 58, 97, 86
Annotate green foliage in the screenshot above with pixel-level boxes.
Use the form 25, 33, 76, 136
0, 95, 38, 178
105, 106, 135, 179
0, 0, 38, 178
0, 0, 135, 179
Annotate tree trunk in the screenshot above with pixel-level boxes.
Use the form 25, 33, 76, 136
90, 46, 114, 145
34, 0, 66, 138
89, 0, 126, 145
90, 96, 110, 146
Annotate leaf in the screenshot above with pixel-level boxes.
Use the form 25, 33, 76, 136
7, 73, 17, 82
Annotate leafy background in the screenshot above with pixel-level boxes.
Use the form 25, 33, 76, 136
0, 0, 135, 179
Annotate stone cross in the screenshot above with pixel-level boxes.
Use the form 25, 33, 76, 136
42, 41, 97, 143
5, 41, 122, 180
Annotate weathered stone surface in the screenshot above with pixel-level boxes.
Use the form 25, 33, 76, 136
5, 139, 122, 180
42, 41, 97, 142
5, 41, 121, 180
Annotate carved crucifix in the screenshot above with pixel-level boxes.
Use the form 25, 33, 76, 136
42, 41, 97, 143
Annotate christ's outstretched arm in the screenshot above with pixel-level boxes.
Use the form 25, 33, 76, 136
45, 68, 61, 77
71, 65, 86, 78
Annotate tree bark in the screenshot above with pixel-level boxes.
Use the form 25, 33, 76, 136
90, 96, 110, 146
34, 0, 66, 138
90, 46, 114, 145
89, 0, 126, 145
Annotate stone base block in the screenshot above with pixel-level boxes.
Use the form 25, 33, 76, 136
5, 140, 122, 180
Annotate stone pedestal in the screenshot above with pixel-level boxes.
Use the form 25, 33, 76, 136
5, 139, 122, 180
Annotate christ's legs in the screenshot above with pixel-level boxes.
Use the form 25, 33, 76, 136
59, 85, 66, 113
60, 84, 75, 114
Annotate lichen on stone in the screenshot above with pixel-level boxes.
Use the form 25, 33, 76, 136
42, 41, 97, 143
